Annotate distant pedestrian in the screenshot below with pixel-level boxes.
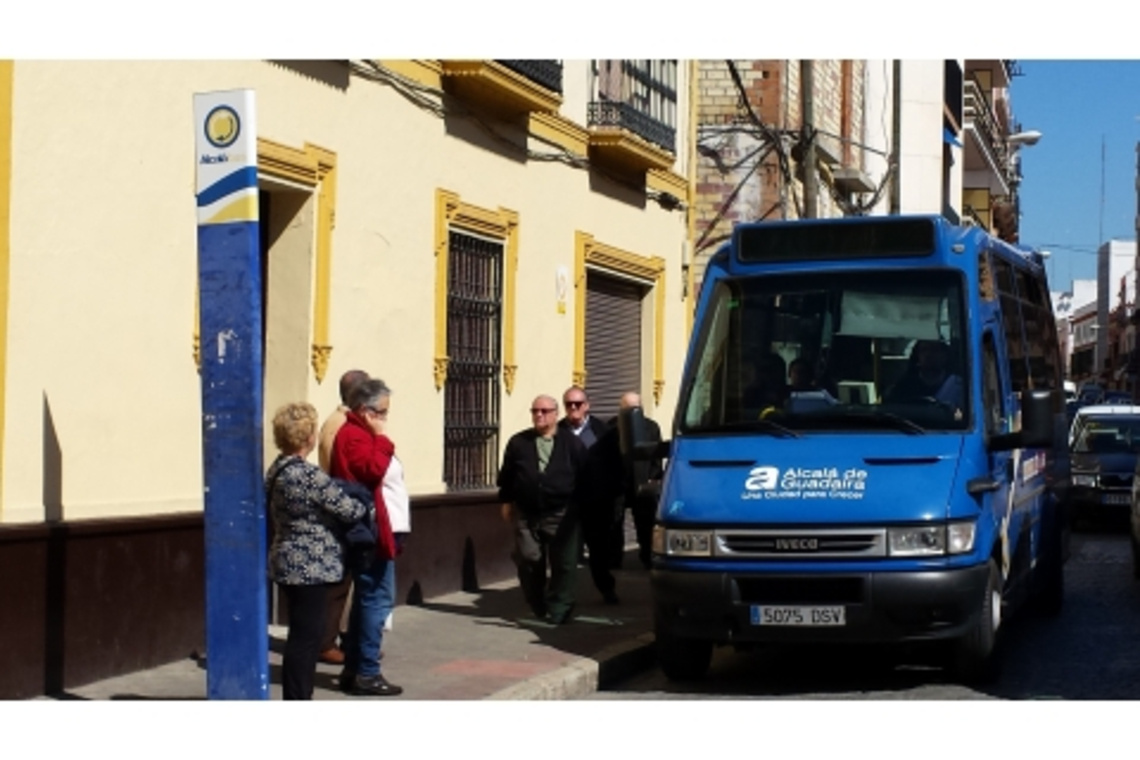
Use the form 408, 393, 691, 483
558, 386, 619, 603
330, 378, 404, 697
266, 402, 369, 701
498, 394, 589, 624
314, 368, 370, 667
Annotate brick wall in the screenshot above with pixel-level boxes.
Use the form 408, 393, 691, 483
692, 59, 869, 292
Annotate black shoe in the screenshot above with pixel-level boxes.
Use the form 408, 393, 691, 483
337, 670, 356, 693
602, 590, 619, 605
546, 603, 576, 625
349, 674, 403, 697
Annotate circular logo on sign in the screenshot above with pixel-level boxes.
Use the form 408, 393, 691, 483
204, 105, 241, 149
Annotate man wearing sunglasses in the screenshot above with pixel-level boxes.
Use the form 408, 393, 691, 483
497, 395, 590, 624
559, 386, 620, 605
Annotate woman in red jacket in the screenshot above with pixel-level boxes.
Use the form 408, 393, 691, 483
330, 377, 403, 697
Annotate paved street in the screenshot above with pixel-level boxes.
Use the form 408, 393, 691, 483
590, 526, 1140, 700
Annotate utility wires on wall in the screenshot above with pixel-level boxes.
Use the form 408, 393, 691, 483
691, 60, 896, 256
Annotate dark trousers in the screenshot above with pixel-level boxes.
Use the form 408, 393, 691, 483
280, 582, 332, 700
582, 505, 618, 596
631, 492, 657, 567
607, 513, 626, 570
321, 575, 352, 651
512, 506, 580, 620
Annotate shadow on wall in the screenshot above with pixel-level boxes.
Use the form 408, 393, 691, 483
43, 393, 65, 694
267, 60, 350, 91
588, 165, 649, 210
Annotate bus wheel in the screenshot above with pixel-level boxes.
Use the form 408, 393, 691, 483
952, 559, 1003, 685
655, 608, 713, 681
1131, 536, 1140, 581
1032, 524, 1064, 617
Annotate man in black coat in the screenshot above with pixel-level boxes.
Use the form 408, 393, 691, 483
558, 385, 619, 604
595, 392, 664, 570
497, 394, 589, 624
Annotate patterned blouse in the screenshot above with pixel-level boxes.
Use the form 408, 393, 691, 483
266, 454, 368, 586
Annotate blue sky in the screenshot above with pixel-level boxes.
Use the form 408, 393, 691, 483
1013, 60, 1140, 290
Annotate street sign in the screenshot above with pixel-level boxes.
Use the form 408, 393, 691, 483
193, 89, 268, 700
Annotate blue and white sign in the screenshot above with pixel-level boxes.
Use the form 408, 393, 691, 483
194, 89, 258, 226
194, 88, 267, 700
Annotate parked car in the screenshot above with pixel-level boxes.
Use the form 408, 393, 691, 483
1103, 390, 1134, 405
1068, 406, 1140, 528
1077, 382, 1104, 405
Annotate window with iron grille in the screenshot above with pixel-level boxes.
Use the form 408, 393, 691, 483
588, 59, 677, 153
443, 230, 503, 491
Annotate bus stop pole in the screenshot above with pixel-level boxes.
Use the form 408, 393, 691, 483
193, 89, 268, 699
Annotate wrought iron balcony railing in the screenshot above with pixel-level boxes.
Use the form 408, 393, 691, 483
964, 79, 1012, 187
587, 100, 676, 154
495, 60, 563, 95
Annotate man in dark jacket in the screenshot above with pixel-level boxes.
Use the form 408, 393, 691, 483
595, 392, 664, 570
558, 385, 619, 604
498, 394, 590, 624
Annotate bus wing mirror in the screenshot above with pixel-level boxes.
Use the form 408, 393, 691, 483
988, 389, 1059, 452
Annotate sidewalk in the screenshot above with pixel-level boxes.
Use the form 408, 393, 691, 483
35, 550, 657, 701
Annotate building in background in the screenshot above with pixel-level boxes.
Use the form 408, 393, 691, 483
1107, 272, 1136, 393
1097, 239, 1135, 378
690, 59, 884, 291
0, 59, 694, 697
1053, 278, 1097, 379
690, 59, 1034, 296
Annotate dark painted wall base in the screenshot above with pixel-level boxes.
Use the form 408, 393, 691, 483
0, 490, 515, 699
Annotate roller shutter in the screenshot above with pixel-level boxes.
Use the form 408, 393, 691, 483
585, 272, 644, 421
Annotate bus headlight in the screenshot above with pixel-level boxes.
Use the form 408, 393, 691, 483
653, 526, 713, 557
887, 526, 946, 556
887, 522, 976, 556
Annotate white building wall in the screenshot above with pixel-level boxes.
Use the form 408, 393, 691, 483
861, 61, 894, 216
897, 60, 947, 215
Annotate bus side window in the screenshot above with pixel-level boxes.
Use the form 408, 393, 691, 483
982, 334, 1004, 436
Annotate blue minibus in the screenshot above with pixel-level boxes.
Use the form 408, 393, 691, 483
625, 215, 1067, 683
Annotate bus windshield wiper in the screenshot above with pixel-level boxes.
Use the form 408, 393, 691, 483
799, 408, 926, 435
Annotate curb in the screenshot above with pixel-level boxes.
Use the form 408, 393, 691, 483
484, 632, 656, 700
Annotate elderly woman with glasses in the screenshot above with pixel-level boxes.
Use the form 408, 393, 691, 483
496, 394, 590, 624
266, 402, 370, 700
329, 377, 408, 697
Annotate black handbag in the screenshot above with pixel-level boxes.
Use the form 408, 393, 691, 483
334, 478, 378, 549
332, 478, 378, 571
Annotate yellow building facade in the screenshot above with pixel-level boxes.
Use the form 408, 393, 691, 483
0, 59, 694, 697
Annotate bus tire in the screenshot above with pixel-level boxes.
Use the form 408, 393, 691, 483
655, 608, 713, 681
1131, 536, 1140, 581
952, 558, 1003, 685
1032, 520, 1064, 617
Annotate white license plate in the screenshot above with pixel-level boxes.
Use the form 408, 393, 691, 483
1103, 494, 1130, 505
750, 605, 846, 627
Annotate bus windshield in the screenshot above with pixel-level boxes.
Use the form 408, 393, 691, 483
680, 269, 970, 433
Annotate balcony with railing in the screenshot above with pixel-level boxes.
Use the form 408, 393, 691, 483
496, 60, 562, 95
586, 60, 677, 173
439, 59, 563, 116
963, 77, 1013, 196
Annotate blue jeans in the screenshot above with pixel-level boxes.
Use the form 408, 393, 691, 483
344, 556, 395, 678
